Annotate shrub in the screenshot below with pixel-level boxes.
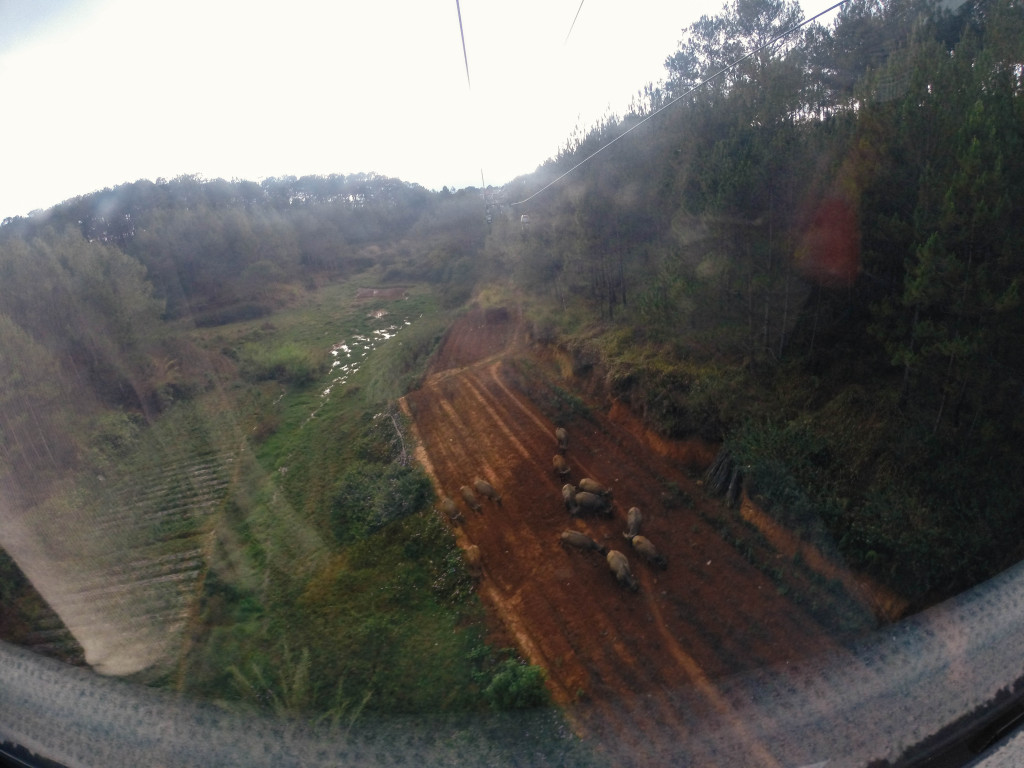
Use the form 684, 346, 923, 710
329, 461, 433, 545
483, 659, 550, 710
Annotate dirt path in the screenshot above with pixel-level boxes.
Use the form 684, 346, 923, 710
401, 307, 860, 765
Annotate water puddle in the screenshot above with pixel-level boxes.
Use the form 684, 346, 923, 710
306, 314, 415, 420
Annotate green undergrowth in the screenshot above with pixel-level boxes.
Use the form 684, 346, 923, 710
189, 511, 507, 716
597, 342, 745, 441
522, 306, 755, 442
501, 356, 593, 428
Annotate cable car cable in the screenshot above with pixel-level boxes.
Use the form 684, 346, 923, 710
565, 0, 587, 44
452, 1, 490, 209
455, 0, 472, 89
511, 0, 851, 207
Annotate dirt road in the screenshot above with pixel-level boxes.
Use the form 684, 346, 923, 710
402, 307, 865, 765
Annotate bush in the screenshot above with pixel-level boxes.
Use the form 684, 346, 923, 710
329, 461, 433, 545
376, 464, 433, 528
483, 659, 550, 710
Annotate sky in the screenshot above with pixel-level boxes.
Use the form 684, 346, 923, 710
0, 0, 841, 220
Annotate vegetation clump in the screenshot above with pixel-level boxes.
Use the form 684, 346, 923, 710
483, 658, 551, 710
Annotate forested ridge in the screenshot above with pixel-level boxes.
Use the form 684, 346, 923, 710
0, 0, 1021, 711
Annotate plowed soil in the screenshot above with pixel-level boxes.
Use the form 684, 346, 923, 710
401, 308, 874, 766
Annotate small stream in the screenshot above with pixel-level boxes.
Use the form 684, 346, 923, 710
323, 320, 412, 396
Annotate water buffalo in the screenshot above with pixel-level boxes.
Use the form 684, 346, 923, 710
628, 534, 668, 570
623, 507, 642, 538
555, 427, 568, 453
606, 550, 638, 592
578, 478, 612, 499
559, 529, 607, 555
440, 496, 465, 524
473, 477, 502, 505
552, 455, 571, 478
464, 544, 483, 578
460, 485, 482, 514
572, 491, 614, 518
562, 483, 576, 511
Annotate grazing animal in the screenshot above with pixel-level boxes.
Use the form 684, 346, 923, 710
562, 483, 576, 511
623, 507, 642, 538
460, 485, 482, 514
606, 550, 639, 592
473, 476, 502, 505
628, 534, 668, 570
555, 427, 568, 453
440, 496, 465, 525
578, 478, 612, 499
464, 544, 483, 579
559, 529, 607, 555
572, 491, 613, 518
553, 455, 571, 478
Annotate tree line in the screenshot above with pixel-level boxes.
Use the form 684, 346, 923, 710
1, 174, 488, 319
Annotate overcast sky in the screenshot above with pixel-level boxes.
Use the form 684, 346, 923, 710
0, 0, 842, 220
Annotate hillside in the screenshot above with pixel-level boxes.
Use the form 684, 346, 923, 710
487, 0, 1024, 610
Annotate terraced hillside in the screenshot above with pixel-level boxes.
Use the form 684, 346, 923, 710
2, 378, 337, 677
0, 419, 235, 676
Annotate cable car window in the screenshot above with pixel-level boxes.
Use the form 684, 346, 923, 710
2, 0, 1023, 766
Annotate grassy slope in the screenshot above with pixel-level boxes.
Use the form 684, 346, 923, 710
175, 270, 554, 720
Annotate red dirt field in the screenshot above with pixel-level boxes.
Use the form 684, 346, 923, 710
400, 308, 884, 765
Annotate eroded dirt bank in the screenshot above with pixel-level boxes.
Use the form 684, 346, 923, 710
401, 307, 894, 765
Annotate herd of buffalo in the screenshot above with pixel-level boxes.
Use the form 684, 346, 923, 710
437, 426, 667, 593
